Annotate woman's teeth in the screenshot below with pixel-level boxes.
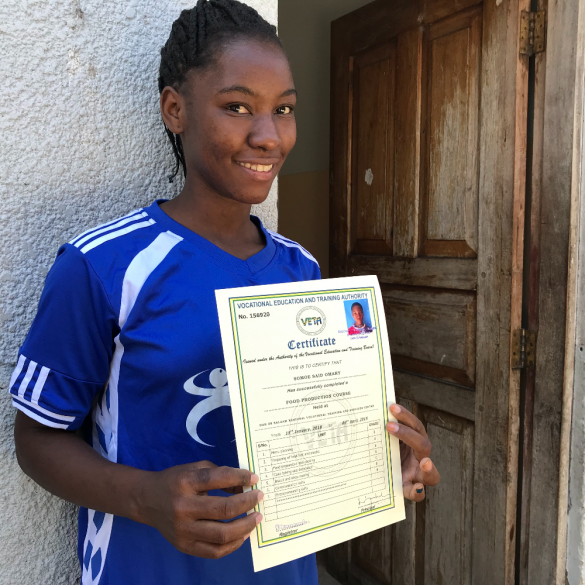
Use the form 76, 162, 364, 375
238, 162, 273, 172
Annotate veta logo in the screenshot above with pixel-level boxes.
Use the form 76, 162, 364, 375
301, 316, 322, 327
296, 306, 327, 336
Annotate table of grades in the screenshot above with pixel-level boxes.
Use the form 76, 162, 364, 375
256, 420, 390, 526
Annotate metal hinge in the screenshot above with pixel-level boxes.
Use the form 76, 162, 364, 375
512, 329, 536, 369
520, 10, 546, 56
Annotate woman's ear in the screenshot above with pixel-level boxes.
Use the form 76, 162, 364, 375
160, 86, 185, 135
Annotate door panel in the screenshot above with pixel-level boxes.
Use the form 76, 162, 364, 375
383, 287, 476, 387
420, 9, 481, 258
352, 43, 396, 255
420, 408, 474, 585
328, 0, 528, 581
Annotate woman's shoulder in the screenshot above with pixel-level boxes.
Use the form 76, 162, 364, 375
56, 206, 183, 297
265, 229, 321, 281
266, 229, 319, 267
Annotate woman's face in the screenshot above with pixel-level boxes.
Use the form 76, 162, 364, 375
165, 38, 297, 206
352, 306, 364, 327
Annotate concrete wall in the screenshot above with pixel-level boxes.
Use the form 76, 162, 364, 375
0, 1, 277, 583
277, 0, 373, 275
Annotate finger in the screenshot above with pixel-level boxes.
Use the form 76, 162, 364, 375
190, 465, 259, 493
411, 457, 441, 487
386, 421, 432, 462
403, 481, 426, 502
222, 485, 244, 495
389, 404, 428, 439
188, 534, 251, 559
201, 490, 264, 520
194, 513, 262, 545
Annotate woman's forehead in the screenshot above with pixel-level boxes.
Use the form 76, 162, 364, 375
189, 38, 294, 97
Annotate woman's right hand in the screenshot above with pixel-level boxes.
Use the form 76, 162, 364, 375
138, 460, 263, 559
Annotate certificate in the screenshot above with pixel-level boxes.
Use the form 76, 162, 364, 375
216, 275, 404, 571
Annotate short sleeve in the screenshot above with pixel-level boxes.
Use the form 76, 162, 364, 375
9, 244, 118, 430
308, 260, 321, 281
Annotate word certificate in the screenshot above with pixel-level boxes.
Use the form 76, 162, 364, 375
216, 275, 404, 571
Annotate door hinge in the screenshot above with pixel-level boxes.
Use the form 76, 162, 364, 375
512, 329, 537, 369
520, 10, 546, 56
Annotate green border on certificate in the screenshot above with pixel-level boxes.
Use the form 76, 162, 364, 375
227, 287, 396, 547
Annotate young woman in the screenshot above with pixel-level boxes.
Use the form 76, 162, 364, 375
348, 302, 373, 335
10, 1, 440, 583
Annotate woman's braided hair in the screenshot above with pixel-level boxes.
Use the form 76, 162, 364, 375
159, 0, 281, 182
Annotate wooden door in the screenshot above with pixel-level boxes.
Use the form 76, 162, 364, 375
327, 0, 530, 583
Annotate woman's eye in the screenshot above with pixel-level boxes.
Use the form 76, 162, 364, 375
276, 105, 294, 115
228, 104, 250, 114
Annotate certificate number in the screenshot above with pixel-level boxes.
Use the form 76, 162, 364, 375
238, 312, 271, 319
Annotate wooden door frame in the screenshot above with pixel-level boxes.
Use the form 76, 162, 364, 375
518, 0, 585, 583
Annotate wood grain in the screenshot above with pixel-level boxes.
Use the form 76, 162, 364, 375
394, 371, 476, 421
472, 0, 525, 580
347, 256, 478, 290
351, 43, 396, 256
419, 8, 481, 258
394, 28, 422, 259
420, 408, 474, 585
383, 287, 476, 387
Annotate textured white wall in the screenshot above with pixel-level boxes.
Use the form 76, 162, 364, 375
0, 1, 277, 583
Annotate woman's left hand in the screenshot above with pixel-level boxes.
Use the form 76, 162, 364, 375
386, 403, 441, 501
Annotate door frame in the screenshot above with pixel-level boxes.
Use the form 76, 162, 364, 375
519, 0, 585, 583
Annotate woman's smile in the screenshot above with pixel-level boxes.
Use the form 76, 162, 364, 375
235, 159, 277, 180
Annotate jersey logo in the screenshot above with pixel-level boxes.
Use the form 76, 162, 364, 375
184, 368, 231, 447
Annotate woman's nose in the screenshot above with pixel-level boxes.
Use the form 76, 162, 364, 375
247, 114, 281, 151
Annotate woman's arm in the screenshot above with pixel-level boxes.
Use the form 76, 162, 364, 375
14, 411, 263, 559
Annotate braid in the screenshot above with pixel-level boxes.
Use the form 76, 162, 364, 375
159, 0, 281, 182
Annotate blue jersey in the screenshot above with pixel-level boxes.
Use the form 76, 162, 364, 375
9, 200, 320, 585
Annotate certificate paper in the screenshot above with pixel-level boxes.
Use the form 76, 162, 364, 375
216, 275, 404, 571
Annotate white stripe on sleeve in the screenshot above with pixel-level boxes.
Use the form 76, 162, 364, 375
31, 366, 50, 404
80, 219, 156, 254
269, 233, 319, 265
73, 212, 148, 249
13, 396, 76, 422
69, 209, 143, 245
8, 355, 26, 392
12, 399, 71, 430
18, 360, 38, 398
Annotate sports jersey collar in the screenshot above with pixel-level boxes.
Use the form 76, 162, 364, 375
147, 200, 276, 276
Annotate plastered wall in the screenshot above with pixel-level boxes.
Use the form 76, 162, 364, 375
0, 1, 277, 583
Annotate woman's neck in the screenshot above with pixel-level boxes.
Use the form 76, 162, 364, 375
160, 175, 266, 260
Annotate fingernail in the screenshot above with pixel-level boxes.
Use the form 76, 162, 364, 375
423, 460, 433, 472
390, 404, 401, 414
416, 488, 424, 494
387, 422, 399, 433
251, 473, 259, 484
256, 514, 263, 524
257, 491, 264, 502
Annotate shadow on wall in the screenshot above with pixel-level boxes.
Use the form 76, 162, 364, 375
279, 170, 330, 277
